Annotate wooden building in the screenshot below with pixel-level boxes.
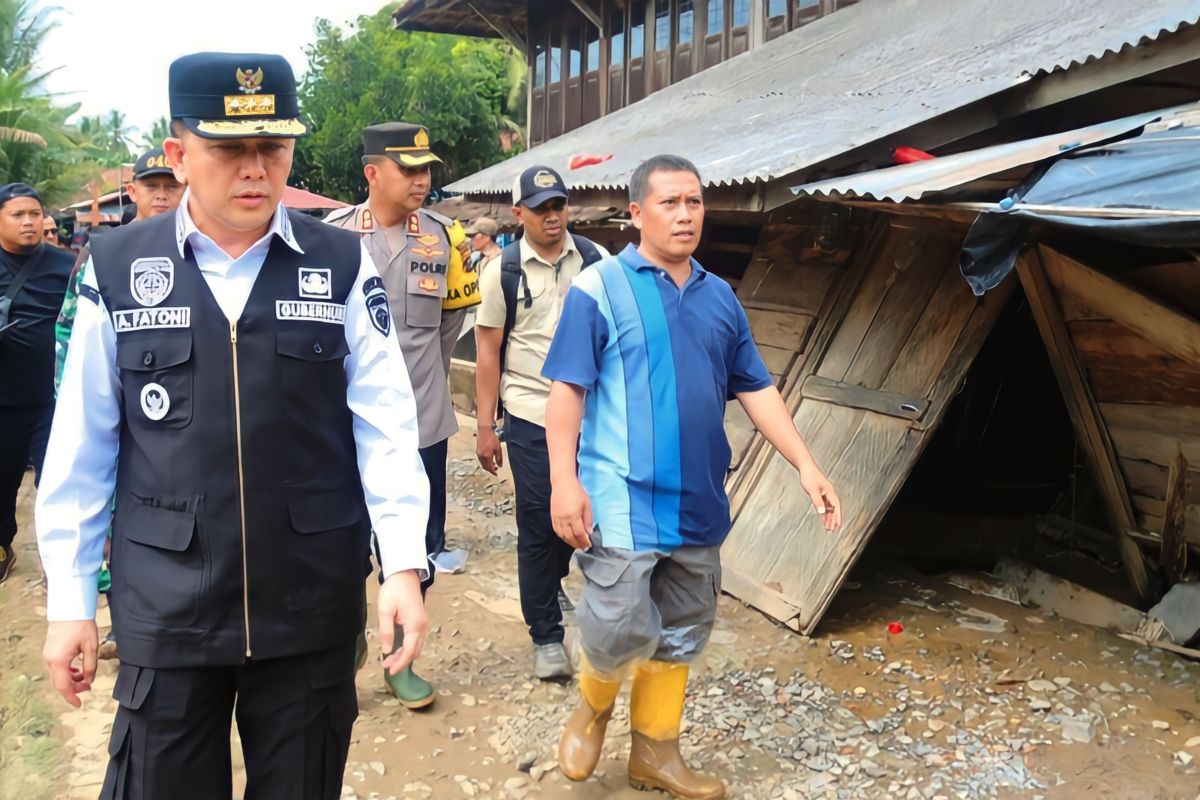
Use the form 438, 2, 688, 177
396, 0, 1200, 634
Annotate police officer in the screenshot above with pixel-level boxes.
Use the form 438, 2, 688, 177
0, 183, 73, 585
326, 122, 468, 709
35, 52, 430, 799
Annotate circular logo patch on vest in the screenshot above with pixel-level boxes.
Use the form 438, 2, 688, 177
140, 382, 170, 421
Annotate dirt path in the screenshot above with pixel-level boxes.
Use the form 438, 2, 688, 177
2, 420, 1199, 799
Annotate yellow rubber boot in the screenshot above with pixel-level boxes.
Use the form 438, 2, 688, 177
628, 661, 725, 800
558, 658, 622, 781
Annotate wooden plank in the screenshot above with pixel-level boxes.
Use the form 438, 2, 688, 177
1161, 447, 1191, 586
1101, 403, 1200, 438
719, 564, 802, 632
1125, 261, 1200, 317
737, 258, 838, 314
1041, 245, 1200, 366
746, 309, 813, 351
881, 254, 979, 397
1119, 457, 1200, 504
759, 344, 795, 376
800, 375, 929, 421
1015, 251, 1151, 601
1108, 424, 1200, 468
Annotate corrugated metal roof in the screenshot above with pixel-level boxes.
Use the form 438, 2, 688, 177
791, 105, 1200, 202
448, 0, 1200, 196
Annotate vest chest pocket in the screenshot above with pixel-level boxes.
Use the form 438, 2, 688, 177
276, 329, 351, 419
115, 334, 194, 429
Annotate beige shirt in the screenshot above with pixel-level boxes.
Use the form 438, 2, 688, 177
476, 236, 610, 427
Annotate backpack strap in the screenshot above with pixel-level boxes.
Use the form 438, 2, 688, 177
571, 233, 604, 268
496, 241, 525, 419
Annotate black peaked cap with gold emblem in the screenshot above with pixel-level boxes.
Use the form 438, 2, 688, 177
169, 52, 307, 139
362, 122, 443, 168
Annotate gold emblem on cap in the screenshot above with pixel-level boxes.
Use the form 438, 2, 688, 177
224, 95, 276, 116
414, 128, 430, 148
237, 67, 265, 95
194, 118, 306, 136
533, 170, 557, 188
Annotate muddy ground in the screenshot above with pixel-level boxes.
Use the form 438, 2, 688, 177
2, 420, 1199, 800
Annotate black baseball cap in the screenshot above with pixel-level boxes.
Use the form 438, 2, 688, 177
512, 166, 568, 208
132, 148, 174, 180
0, 182, 40, 209
362, 122, 442, 168
169, 52, 307, 139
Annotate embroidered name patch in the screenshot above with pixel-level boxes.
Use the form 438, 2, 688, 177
114, 307, 192, 333
275, 300, 346, 324
363, 276, 390, 337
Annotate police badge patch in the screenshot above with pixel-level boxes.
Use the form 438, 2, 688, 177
363, 276, 390, 336
130, 258, 175, 307
140, 382, 170, 421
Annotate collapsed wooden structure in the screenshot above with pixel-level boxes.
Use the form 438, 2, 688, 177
399, 0, 1200, 633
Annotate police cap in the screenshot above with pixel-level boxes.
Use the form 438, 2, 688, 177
169, 52, 307, 139
132, 148, 174, 180
362, 122, 443, 168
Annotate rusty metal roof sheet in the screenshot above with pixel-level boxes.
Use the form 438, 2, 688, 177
448, 0, 1200, 197
791, 104, 1200, 202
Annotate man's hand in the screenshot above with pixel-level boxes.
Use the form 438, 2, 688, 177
551, 476, 594, 550
476, 427, 504, 475
377, 569, 428, 675
44, 620, 98, 708
800, 464, 842, 532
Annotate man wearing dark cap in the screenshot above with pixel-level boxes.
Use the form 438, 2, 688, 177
52, 146, 185, 661
474, 166, 608, 679
35, 53, 430, 799
325, 121, 472, 709
0, 182, 73, 585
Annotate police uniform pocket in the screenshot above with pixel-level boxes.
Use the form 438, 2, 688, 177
113, 496, 204, 627
115, 333, 194, 429
405, 271, 445, 328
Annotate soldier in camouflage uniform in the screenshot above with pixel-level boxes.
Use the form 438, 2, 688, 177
53, 148, 182, 659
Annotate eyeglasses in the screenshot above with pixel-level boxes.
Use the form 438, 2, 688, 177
527, 199, 566, 214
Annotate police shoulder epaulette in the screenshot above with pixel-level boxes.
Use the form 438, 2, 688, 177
420, 208, 455, 230
323, 206, 354, 225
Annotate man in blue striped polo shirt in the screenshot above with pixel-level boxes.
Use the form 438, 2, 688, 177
542, 154, 842, 799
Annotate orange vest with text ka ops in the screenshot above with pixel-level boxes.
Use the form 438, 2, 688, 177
442, 219, 480, 310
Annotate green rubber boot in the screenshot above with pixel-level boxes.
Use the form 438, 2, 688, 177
383, 623, 434, 710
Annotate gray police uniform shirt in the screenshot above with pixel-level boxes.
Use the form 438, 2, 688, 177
325, 202, 462, 449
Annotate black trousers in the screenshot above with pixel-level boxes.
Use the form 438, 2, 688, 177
0, 403, 52, 551
418, 438, 448, 594
506, 414, 574, 646
100, 641, 358, 800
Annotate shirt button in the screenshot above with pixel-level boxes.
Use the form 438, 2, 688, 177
313, 342, 323, 355
142, 351, 154, 367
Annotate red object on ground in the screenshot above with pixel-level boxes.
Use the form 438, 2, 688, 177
570, 153, 614, 170
893, 146, 936, 165
887, 621, 904, 635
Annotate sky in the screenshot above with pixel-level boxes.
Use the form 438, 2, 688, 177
39, 0, 393, 137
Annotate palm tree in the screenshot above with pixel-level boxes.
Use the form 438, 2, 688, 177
139, 117, 171, 151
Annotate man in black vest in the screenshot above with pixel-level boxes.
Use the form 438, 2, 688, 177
35, 52, 431, 799
0, 182, 73, 584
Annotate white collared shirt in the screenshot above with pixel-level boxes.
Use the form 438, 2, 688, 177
35, 192, 430, 621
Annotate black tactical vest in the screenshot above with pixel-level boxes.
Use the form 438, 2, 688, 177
89, 210, 370, 668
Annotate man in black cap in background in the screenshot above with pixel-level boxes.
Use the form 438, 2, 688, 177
35, 53, 430, 799
326, 122, 472, 709
474, 166, 608, 679
52, 146, 185, 662
0, 182, 73, 585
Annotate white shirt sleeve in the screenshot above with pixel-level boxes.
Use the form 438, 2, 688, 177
34, 258, 120, 621
343, 242, 431, 579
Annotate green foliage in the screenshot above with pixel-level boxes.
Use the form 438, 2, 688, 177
295, 7, 524, 203
138, 117, 171, 152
